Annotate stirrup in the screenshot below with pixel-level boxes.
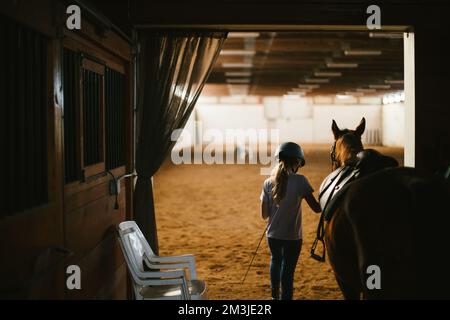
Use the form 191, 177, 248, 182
310, 238, 326, 262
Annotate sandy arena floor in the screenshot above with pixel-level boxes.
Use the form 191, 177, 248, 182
153, 144, 404, 300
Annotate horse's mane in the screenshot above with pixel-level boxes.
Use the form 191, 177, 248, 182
336, 133, 364, 166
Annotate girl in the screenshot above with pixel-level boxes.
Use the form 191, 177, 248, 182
260, 142, 321, 300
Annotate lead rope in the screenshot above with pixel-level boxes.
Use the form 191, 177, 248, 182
241, 224, 269, 285
242, 203, 282, 285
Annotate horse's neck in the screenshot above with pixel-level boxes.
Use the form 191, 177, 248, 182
340, 151, 361, 167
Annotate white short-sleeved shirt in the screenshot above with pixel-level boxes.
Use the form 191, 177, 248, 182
260, 173, 314, 241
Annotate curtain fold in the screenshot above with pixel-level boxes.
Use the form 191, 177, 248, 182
134, 31, 227, 253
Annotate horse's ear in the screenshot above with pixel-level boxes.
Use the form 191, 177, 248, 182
355, 118, 366, 136
332, 120, 341, 139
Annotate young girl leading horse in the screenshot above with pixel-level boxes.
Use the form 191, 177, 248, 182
260, 142, 321, 300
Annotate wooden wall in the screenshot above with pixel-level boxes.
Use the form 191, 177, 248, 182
0, 0, 134, 299
61, 8, 133, 300
0, 0, 65, 299
63, 170, 128, 299
414, 25, 450, 171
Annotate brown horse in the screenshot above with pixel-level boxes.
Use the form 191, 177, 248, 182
324, 118, 450, 299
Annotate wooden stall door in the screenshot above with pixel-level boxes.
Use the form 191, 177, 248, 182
0, 22, 66, 299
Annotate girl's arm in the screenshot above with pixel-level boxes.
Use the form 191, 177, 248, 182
305, 193, 322, 213
261, 200, 270, 220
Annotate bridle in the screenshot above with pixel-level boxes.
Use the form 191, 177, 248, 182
330, 141, 339, 171
311, 140, 339, 262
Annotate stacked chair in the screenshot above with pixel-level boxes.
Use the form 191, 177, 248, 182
117, 221, 207, 300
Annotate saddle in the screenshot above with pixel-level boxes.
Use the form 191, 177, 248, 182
311, 149, 398, 262
319, 149, 399, 221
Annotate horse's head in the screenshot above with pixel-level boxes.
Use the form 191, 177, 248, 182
331, 118, 366, 170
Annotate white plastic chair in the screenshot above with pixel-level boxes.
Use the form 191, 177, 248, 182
117, 221, 207, 300
118, 221, 199, 280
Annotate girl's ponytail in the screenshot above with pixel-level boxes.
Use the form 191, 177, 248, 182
271, 157, 301, 205
272, 161, 288, 205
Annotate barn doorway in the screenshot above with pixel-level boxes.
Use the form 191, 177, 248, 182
151, 27, 414, 299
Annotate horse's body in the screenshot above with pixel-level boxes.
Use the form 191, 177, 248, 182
323, 119, 450, 299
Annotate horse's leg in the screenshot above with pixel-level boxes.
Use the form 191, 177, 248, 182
326, 207, 362, 300
335, 276, 360, 300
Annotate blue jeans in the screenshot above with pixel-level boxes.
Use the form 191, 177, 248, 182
267, 237, 302, 300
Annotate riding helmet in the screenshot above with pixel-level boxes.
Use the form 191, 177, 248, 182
276, 142, 306, 167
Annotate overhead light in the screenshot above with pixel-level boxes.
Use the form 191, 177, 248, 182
225, 72, 252, 77
228, 32, 260, 38
220, 50, 256, 56
287, 91, 308, 96
227, 84, 249, 89
298, 84, 320, 90
227, 84, 250, 96
314, 71, 342, 77
369, 32, 403, 39
357, 88, 377, 93
291, 88, 312, 93
222, 63, 253, 68
345, 91, 364, 97
336, 94, 352, 100
284, 93, 305, 99
327, 62, 359, 68
369, 84, 391, 90
226, 78, 251, 84
344, 50, 382, 56
385, 79, 404, 85
305, 78, 330, 84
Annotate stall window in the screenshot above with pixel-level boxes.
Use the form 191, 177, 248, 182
63, 48, 127, 184
81, 58, 106, 178
63, 48, 81, 184
1, 16, 49, 217
105, 68, 126, 171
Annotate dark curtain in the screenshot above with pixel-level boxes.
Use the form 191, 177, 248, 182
134, 31, 227, 253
